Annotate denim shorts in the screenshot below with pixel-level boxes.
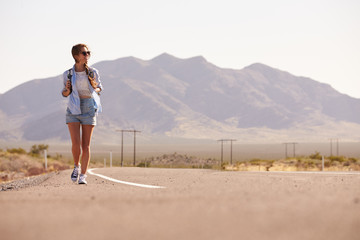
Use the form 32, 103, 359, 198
66, 98, 97, 125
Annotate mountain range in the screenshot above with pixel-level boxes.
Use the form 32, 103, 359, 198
0, 53, 359, 143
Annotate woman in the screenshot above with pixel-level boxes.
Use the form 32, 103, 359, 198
62, 43, 103, 184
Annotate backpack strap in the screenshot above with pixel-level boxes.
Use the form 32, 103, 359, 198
88, 69, 95, 79
67, 68, 73, 80
66, 68, 73, 94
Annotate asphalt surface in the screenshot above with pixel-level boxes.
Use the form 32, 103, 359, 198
1, 167, 360, 240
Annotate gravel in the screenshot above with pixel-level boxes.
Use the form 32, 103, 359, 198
0, 172, 56, 192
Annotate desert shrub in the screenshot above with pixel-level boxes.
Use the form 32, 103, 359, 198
309, 152, 322, 160
51, 153, 63, 160
29, 144, 49, 156
287, 159, 297, 164
328, 156, 346, 163
295, 156, 307, 163
343, 161, 350, 167
203, 164, 213, 169
137, 162, 145, 167
305, 159, 317, 167
349, 158, 358, 163
221, 162, 229, 170
248, 159, 274, 168
7, 148, 27, 154
249, 159, 261, 165
137, 161, 151, 168
249, 158, 269, 165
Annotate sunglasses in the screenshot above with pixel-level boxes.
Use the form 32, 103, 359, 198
81, 51, 91, 56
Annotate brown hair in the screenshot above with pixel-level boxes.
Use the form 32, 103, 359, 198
71, 43, 97, 89
71, 43, 88, 62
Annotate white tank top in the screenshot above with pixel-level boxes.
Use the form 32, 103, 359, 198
75, 71, 92, 98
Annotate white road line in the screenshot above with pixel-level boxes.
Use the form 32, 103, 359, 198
87, 168, 166, 189
264, 171, 360, 175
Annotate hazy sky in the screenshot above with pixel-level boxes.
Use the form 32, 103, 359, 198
1, 0, 359, 98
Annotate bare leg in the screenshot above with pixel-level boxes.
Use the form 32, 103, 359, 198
68, 122, 81, 166
80, 124, 95, 174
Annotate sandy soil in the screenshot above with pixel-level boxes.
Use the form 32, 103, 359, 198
0, 168, 359, 240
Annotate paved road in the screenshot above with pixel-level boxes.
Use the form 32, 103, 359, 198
1, 168, 360, 240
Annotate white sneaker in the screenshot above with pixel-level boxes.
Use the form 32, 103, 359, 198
78, 174, 87, 184
71, 165, 80, 182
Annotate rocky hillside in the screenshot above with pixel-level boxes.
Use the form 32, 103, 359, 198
1, 53, 359, 143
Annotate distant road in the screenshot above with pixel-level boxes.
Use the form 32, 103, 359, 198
1, 168, 360, 240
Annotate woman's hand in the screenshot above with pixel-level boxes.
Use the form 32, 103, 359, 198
62, 80, 72, 97
94, 87, 101, 95
66, 80, 72, 90
89, 79, 98, 90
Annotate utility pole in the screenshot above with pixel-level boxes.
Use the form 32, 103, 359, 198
292, 142, 297, 158
116, 129, 141, 167
329, 138, 333, 156
229, 139, 236, 165
218, 139, 224, 166
132, 130, 141, 166
217, 139, 237, 166
283, 142, 298, 158
329, 138, 339, 156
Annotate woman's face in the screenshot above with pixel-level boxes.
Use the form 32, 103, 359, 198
75, 47, 91, 64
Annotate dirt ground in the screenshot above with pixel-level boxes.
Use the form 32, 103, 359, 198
0, 168, 359, 240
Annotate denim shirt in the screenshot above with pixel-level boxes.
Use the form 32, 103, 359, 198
62, 65, 103, 115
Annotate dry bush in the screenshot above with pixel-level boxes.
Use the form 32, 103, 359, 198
228, 155, 360, 172
0, 151, 70, 183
